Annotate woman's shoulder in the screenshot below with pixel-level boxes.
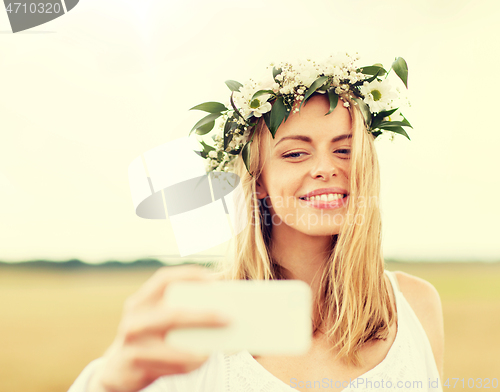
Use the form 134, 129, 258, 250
392, 270, 441, 307
392, 270, 444, 379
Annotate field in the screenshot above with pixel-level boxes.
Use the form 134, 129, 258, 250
0, 262, 499, 392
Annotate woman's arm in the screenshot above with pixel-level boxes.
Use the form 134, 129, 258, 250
394, 271, 445, 380
67, 265, 229, 392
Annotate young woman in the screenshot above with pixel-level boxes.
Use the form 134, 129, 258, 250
68, 55, 444, 392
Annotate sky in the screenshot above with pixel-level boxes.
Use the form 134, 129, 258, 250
0, 0, 499, 263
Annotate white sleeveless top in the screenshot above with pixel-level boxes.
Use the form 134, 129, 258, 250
68, 270, 443, 392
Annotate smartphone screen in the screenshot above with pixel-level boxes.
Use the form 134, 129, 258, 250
163, 279, 312, 356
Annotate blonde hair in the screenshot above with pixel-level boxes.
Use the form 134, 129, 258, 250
213, 96, 395, 366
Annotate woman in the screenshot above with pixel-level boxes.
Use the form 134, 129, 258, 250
69, 54, 444, 392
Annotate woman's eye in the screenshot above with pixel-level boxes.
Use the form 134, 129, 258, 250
283, 149, 351, 159
282, 151, 306, 159
335, 149, 351, 156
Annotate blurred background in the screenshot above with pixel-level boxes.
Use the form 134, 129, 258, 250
0, 0, 499, 391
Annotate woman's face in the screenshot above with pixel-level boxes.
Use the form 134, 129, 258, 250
256, 94, 352, 236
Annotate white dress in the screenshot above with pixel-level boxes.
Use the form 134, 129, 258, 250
68, 270, 443, 392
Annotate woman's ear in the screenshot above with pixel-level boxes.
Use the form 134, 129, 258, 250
255, 179, 268, 200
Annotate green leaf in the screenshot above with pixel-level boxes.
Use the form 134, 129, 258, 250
370, 130, 383, 138
318, 79, 331, 92
196, 121, 215, 135
268, 97, 287, 137
193, 150, 206, 158
326, 89, 339, 115
301, 76, 329, 110
242, 141, 252, 176
352, 98, 372, 128
378, 108, 398, 118
371, 108, 399, 129
358, 65, 387, 76
189, 112, 221, 135
223, 120, 238, 150
251, 89, 274, 101
273, 67, 282, 82
364, 73, 382, 84
401, 114, 412, 128
377, 120, 413, 129
392, 57, 408, 88
283, 104, 292, 122
225, 80, 243, 92
378, 125, 411, 141
263, 111, 271, 133
230, 92, 245, 121
189, 101, 228, 113
200, 140, 215, 153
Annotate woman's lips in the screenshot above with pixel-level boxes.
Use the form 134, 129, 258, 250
298, 195, 349, 210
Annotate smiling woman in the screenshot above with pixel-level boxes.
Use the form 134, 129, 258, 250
214, 89, 443, 391
225, 91, 393, 356
68, 54, 444, 392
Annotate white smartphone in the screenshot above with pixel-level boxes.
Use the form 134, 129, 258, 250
162, 279, 312, 356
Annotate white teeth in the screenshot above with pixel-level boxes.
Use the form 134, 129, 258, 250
302, 193, 344, 201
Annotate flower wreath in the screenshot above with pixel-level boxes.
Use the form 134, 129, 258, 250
189, 53, 412, 175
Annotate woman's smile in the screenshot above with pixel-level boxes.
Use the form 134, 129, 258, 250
298, 193, 349, 210
298, 186, 349, 210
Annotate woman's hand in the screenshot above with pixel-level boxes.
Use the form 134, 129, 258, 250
87, 264, 229, 392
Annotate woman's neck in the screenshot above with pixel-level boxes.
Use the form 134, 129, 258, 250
270, 223, 333, 294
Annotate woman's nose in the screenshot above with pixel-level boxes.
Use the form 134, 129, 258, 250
310, 153, 338, 179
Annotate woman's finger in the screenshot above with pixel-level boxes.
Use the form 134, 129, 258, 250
124, 265, 215, 310
119, 308, 231, 342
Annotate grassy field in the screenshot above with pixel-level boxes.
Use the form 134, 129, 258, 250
0, 262, 499, 392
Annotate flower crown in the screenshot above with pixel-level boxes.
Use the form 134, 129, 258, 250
189, 53, 412, 175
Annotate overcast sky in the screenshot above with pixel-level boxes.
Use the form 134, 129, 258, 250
1, 0, 499, 263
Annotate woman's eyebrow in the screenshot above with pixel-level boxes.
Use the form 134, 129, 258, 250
274, 133, 352, 148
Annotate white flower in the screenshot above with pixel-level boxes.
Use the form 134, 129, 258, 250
208, 150, 217, 158
296, 61, 319, 88
233, 80, 272, 118
359, 79, 397, 113
279, 85, 294, 95
216, 160, 225, 171
250, 99, 272, 117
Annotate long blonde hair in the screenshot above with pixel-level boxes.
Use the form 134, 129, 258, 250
213, 96, 395, 366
